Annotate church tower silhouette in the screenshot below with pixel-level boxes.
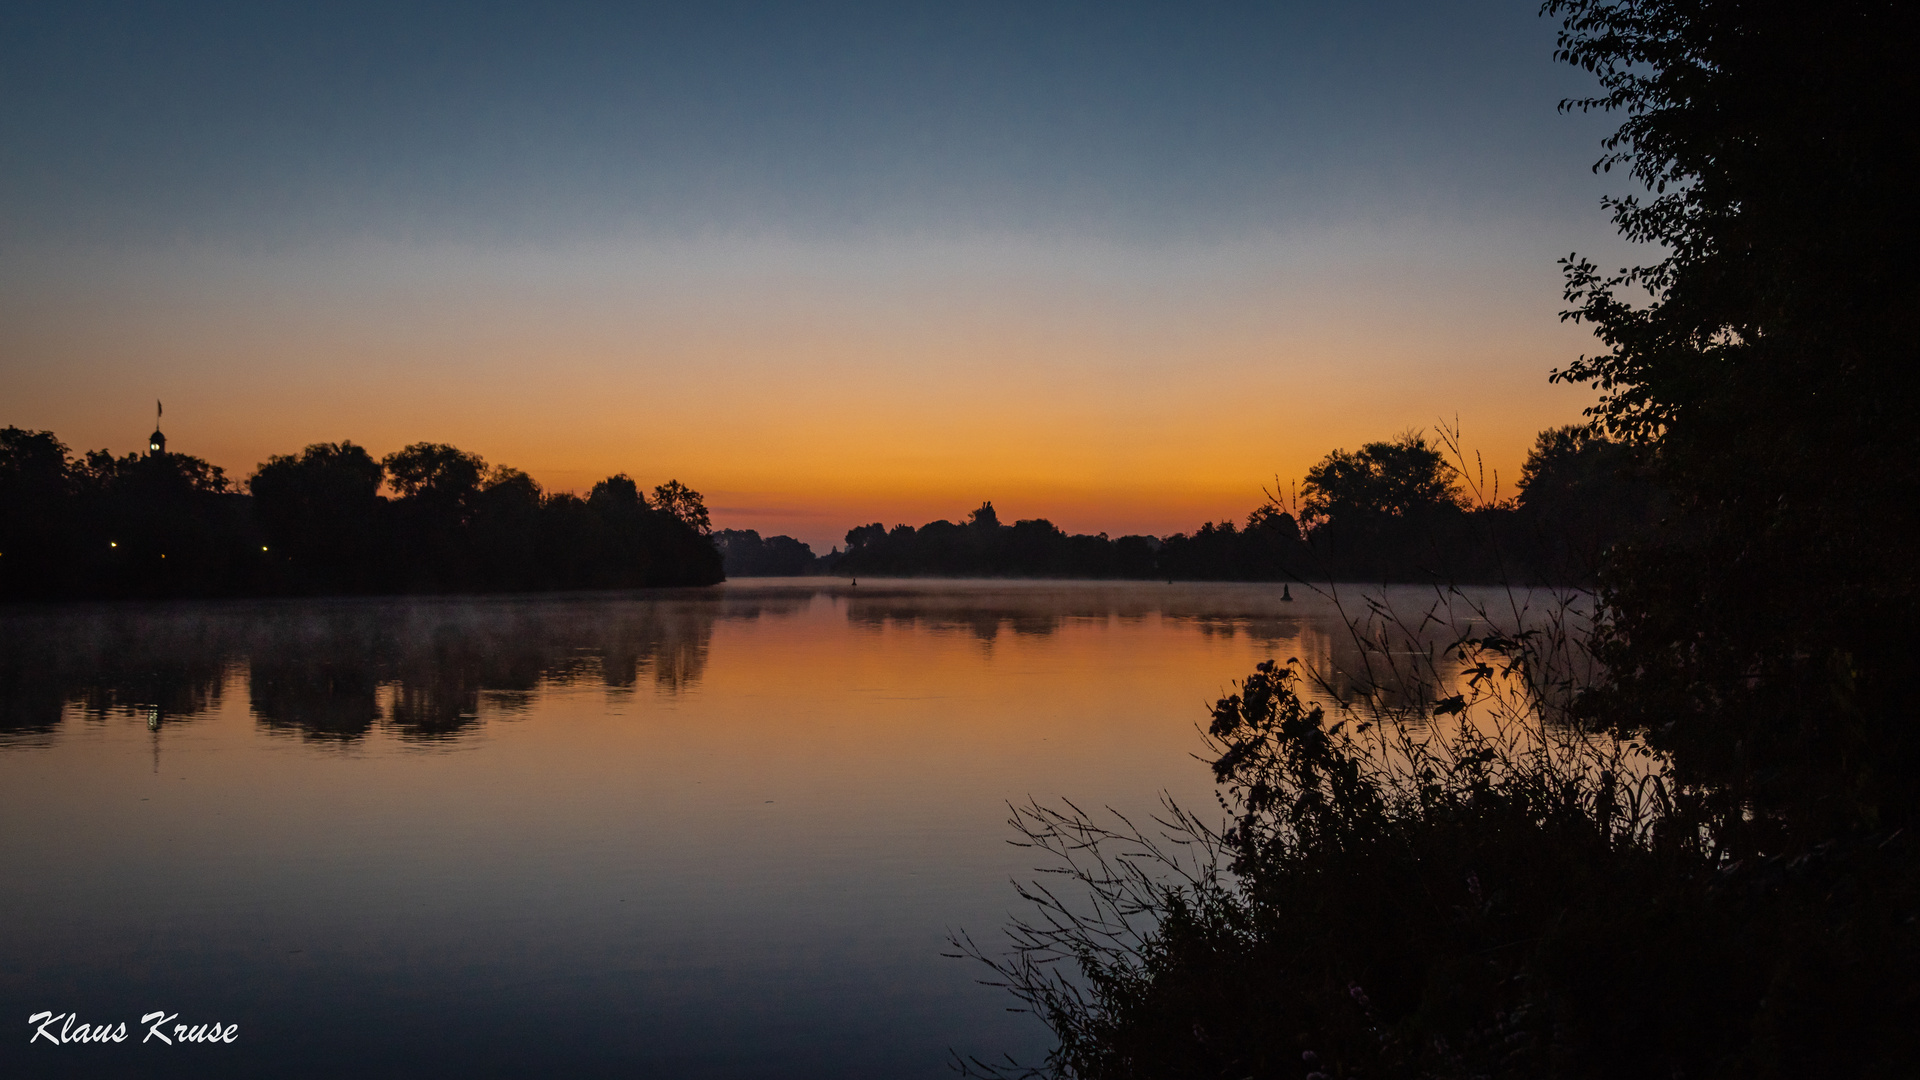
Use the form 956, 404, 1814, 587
148, 400, 166, 457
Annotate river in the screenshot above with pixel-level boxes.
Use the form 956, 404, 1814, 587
0, 578, 1547, 1078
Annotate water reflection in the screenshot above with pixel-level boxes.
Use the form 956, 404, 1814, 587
0, 591, 820, 747
840, 580, 1314, 651
830, 579, 1569, 717
0, 605, 238, 741
0, 581, 1572, 750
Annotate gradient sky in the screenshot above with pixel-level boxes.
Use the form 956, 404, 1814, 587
0, 0, 1635, 551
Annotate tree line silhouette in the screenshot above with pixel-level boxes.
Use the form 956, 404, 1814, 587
788, 424, 1655, 585
0, 433, 721, 600
0, 420, 1656, 598
3, 420, 1657, 599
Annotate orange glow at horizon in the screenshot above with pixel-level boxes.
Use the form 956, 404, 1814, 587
0, 231, 1600, 549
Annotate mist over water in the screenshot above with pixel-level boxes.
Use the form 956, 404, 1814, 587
0, 579, 1538, 1078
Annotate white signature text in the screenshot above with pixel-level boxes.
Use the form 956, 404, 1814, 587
28, 1011, 238, 1045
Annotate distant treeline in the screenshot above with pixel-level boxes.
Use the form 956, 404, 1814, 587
0, 430, 722, 600
713, 529, 818, 577
4, 423, 1653, 598
722, 426, 1657, 585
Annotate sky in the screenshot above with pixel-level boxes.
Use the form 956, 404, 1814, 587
0, 0, 1636, 551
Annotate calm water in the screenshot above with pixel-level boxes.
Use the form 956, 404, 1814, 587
0, 579, 1503, 1078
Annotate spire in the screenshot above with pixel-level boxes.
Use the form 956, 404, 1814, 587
148, 399, 167, 457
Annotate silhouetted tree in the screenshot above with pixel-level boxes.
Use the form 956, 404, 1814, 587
382, 442, 486, 505
1293, 431, 1477, 579
650, 479, 711, 534
249, 441, 387, 593
714, 529, 817, 576
470, 466, 544, 588
380, 443, 488, 589
0, 428, 74, 597
1241, 504, 1307, 578
69, 445, 255, 597
1511, 425, 1657, 579
1300, 430, 1464, 525
1, 428, 725, 598
529, 492, 602, 586
845, 523, 887, 551
589, 473, 644, 510
1546, 0, 1920, 846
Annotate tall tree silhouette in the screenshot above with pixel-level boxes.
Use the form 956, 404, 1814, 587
649, 479, 711, 535
250, 441, 386, 592
1546, 0, 1920, 841
0, 428, 74, 596
1299, 430, 1464, 525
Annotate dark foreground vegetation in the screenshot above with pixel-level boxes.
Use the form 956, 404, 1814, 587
0, 435, 721, 599
824, 424, 1651, 585
959, 1, 1920, 1076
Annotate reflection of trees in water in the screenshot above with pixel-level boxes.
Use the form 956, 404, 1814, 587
377, 606, 544, 740
1182, 615, 1304, 654
595, 603, 722, 695
1167, 614, 1446, 714
0, 659, 65, 746
249, 609, 386, 740
1295, 607, 1480, 716
842, 584, 1312, 648
264, 599, 737, 742
0, 584, 1568, 748
0, 607, 237, 744
0, 593, 758, 746
846, 594, 1013, 642
1296, 587, 1592, 724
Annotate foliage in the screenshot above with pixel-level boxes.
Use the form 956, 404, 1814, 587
714, 528, 818, 576
589, 473, 644, 509
828, 433, 1652, 585
0, 431, 722, 599
1299, 431, 1465, 526
1544, 0, 1917, 446
1543, 0, 1920, 839
250, 441, 387, 593
0, 427, 75, 576
1514, 425, 1629, 506
381, 442, 485, 504
1289, 430, 1518, 584
650, 479, 712, 535
836, 512, 1159, 579
1156, 511, 1305, 583
1512, 425, 1659, 580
